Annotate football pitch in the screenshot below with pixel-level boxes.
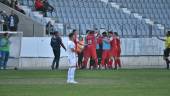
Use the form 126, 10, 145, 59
0, 69, 170, 96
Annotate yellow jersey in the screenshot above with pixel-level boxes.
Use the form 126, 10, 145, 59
165, 36, 170, 48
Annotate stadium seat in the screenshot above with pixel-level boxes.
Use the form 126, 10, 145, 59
19, 0, 169, 36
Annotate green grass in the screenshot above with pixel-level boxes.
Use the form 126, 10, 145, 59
0, 69, 170, 96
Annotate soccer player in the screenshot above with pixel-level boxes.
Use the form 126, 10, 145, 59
81, 30, 89, 69
82, 30, 98, 69
77, 36, 84, 69
157, 31, 170, 69
101, 32, 111, 69
109, 32, 121, 70
72, 29, 79, 68
114, 32, 121, 69
67, 32, 78, 84
72, 29, 78, 50
96, 32, 103, 68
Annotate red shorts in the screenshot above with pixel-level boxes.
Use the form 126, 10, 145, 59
101, 50, 111, 65
111, 49, 121, 57
87, 47, 97, 59
102, 50, 111, 59
83, 47, 88, 57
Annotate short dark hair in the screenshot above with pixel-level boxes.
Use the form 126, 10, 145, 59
69, 32, 74, 39
50, 31, 59, 35
166, 31, 170, 37
86, 30, 90, 34
114, 32, 119, 36
108, 31, 113, 35
89, 30, 95, 34
72, 29, 77, 33
102, 32, 107, 36
54, 31, 59, 34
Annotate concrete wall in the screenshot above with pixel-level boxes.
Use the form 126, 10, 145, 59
7, 37, 166, 69
19, 37, 164, 58
7, 56, 165, 69
0, 2, 45, 37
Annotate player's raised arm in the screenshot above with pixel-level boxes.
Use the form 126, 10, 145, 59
157, 36, 166, 41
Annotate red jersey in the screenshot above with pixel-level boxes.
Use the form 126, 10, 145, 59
116, 37, 121, 51
86, 34, 96, 48
110, 37, 121, 56
110, 37, 116, 50
35, 0, 43, 9
111, 37, 120, 50
97, 36, 103, 45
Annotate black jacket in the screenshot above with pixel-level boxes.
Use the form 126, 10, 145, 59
8, 14, 19, 28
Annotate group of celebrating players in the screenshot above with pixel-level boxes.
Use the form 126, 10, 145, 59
73, 29, 121, 70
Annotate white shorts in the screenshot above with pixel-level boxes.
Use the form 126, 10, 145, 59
68, 58, 76, 67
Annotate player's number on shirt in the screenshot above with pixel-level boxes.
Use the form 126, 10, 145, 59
87, 40, 92, 45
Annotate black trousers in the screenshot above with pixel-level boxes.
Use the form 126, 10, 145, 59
52, 49, 60, 69
9, 26, 17, 31
3, 24, 8, 31
164, 48, 170, 69
96, 49, 102, 65
78, 52, 83, 67
89, 49, 102, 68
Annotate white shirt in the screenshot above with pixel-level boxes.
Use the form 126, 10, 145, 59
10, 16, 14, 27
67, 40, 76, 66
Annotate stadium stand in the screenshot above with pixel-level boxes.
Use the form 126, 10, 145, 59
1, 0, 168, 69
18, 0, 168, 37
0, 2, 45, 36
108, 0, 169, 36
19, 1, 55, 26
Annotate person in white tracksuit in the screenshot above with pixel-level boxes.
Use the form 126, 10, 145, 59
67, 32, 78, 84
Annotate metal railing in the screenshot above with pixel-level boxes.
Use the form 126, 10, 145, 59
54, 23, 166, 37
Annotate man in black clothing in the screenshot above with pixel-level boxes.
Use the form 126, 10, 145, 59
0, 11, 9, 31
43, 0, 54, 16
46, 21, 54, 35
8, 11, 19, 31
50, 31, 66, 70
0, 0, 10, 6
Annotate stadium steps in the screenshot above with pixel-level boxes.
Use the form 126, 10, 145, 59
108, 0, 168, 36
18, 0, 62, 34
19, 0, 166, 37
19, 5, 55, 26
0, 2, 45, 37
50, 0, 152, 37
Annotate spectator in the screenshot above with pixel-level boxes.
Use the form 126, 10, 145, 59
43, 0, 54, 16
8, 10, 19, 31
0, 33, 10, 70
0, 0, 10, 6
46, 21, 54, 35
35, 0, 47, 17
50, 31, 66, 70
1, 0, 25, 14
14, 0, 26, 14
0, 11, 9, 31
10, 0, 16, 9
